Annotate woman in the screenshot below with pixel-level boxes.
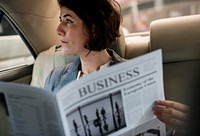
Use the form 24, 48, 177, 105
44, 0, 124, 92
44, 0, 188, 135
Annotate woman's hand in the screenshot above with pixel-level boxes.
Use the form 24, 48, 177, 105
153, 100, 189, 129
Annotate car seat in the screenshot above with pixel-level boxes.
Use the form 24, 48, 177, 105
150, 14, 200, 136
150, 14, 200, 105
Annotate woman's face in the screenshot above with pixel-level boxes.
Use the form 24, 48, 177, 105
57, 6, 89, 55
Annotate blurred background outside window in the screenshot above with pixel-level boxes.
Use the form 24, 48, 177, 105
117, 0, 200, 34
0, 14, 34, 71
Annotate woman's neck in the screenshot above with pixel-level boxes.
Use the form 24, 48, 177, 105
80, 49, 111, 75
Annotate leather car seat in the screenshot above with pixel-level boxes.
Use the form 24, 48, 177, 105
150, 14, 200, 105
149, 13, 200, 136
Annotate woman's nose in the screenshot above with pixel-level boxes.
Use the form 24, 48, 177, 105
56, 23, 65, 36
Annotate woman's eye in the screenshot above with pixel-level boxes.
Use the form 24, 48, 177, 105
59, 17, 73, 25
66, 19, 73, 24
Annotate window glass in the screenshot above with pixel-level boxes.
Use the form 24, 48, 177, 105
118, 0, 200, 33
0, 15, 34, 71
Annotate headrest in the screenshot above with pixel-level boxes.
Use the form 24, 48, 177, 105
109, 26, 126, 58
150, 14, 200, 63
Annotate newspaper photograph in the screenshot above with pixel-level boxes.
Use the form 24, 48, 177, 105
56, 49, 166, 136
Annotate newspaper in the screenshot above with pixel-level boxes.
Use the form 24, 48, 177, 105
0, 49, 166, 136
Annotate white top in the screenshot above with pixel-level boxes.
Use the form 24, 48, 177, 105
76, 60, 111, 79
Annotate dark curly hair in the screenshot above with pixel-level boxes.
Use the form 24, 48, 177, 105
57, 0, 122, 51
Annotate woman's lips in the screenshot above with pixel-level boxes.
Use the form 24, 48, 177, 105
61, 40, 68, 43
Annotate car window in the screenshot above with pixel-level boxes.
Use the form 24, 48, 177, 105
118, 0, 200, 34
0, 14, 34, 72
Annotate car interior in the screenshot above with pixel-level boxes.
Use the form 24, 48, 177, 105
32, 14, 200, 105
0, 0, 200, 135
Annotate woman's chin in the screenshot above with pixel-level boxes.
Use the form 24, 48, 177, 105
61, 48, 74, 55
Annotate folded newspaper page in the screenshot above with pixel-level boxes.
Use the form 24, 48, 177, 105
0, 49, 166, 136
0, 82, 64, 136
56, 49, 166, 136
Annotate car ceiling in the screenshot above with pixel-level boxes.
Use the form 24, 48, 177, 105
0, 0, 60, 55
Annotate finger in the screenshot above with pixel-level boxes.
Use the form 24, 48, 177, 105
153, 105, 187, 121
154, 111, 183, 129
155, 100, 189, 112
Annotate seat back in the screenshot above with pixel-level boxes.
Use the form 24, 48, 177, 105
150, 14, 200, 104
